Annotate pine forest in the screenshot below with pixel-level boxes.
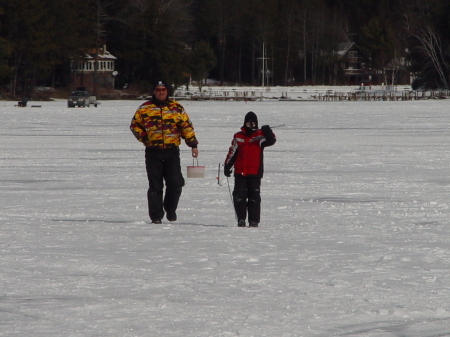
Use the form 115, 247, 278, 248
1, 0, 450, 98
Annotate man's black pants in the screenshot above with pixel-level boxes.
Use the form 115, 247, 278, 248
233, 175, 261, 224
145, 147, 185, 221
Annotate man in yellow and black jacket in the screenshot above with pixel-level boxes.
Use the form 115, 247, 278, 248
130, 80, 198, 224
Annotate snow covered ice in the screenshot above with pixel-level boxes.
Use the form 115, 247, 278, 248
2, 95, 450, 336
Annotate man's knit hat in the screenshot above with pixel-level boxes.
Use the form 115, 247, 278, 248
153, 79, 168, 89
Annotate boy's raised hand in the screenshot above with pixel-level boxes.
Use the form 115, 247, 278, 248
261, 125, 272, 136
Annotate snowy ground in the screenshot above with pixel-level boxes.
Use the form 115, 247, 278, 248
2, 95, 450, 336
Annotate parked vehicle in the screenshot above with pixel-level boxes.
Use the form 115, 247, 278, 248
68, 89, 97, 108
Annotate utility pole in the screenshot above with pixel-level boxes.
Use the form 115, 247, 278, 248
262, 42, 265, 87
93, 0, 100, 96
257, 42, 269, 87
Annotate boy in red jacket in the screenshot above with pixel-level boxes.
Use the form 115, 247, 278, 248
224, 111, 276, 227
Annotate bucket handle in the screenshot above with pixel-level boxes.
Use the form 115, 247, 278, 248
192, 157, 199, 166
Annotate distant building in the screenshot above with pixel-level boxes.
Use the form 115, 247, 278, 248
337, 42, 373, 85
71, 45, 117, 92
337, 42, 409, 85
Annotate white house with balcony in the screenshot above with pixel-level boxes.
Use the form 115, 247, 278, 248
71, 45, 117, 91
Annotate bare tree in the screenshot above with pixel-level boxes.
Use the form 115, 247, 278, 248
413, 25, 449, 88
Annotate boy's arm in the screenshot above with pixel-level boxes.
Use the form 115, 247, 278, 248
261, 125, 276, 147
224, 137, 238, 176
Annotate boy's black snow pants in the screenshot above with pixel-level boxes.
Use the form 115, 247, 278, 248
145, 147, 185, 222
233, 175, 261, 224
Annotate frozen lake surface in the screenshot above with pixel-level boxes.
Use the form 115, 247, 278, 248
1, 97, 450, 336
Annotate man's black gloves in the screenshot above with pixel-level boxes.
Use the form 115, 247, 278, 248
261, 125, 272, 137
224, 164, 232, 177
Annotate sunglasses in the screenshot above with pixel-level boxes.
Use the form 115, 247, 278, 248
155, 87, 167, 92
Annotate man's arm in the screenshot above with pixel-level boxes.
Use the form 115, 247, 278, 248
130, 110, 148, 144
192, 147, 198, 158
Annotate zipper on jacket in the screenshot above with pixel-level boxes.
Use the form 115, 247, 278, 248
160, 107, 165, 148
242, 137, 249, 176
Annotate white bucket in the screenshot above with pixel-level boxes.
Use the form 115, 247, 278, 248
186, 158, 205, 178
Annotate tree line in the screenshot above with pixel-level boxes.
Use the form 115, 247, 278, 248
1, 0, 450, 98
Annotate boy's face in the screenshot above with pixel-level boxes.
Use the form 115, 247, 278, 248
245, 120, 256, 129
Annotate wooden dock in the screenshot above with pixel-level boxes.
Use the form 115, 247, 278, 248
317, 90, 450, 101
189, 90, 261, 101
174, 88, 450, 102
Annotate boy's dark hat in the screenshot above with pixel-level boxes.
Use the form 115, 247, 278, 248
244, 111, 258, 128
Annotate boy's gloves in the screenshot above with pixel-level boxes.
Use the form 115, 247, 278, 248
224, 164, 232, 177
261, 125, 272, 137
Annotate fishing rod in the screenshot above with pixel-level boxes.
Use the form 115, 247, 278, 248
226, 176, 238, 221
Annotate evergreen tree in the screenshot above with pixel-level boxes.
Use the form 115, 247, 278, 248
0, 4, 12, 86
358, 18, 396, 84
189, 40, 217, 90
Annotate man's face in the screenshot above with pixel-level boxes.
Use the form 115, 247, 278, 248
154, 86, 168, 101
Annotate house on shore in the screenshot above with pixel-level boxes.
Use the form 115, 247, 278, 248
337, 42, 374, 85
337, 42, 409, 86
71, 45, 117, 92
